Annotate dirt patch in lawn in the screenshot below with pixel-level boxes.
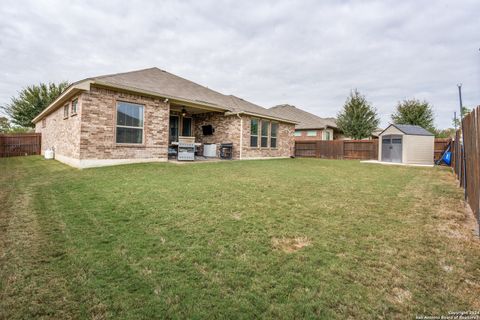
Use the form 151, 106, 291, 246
389, 287, 412, 305
271, 236, 312, 253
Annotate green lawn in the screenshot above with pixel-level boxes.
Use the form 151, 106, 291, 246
1, 157, 479, 319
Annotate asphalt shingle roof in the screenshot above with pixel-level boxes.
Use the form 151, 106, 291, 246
387, 124, 434, 136
92, 67, 292, 121
268, 104, 337, 130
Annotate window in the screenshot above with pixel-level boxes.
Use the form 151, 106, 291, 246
116, 101, 144, 144
324, 131, 331, 140
294, 131, 302, 137
63, 105, 69, 118
182, 117, 192, 136
306, 130, 317, 136
261, 120, 269, 147
250, 119, 258, 147
42, 119, 46, 128
169, 116, 179, 143
270, 123, 278, 148
71, 98, 78, 115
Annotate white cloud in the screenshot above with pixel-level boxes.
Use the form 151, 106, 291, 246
1, 0, 479, 128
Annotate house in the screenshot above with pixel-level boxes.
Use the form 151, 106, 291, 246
32, 68, 296, 168
378, 124, 434, 165
370, 128, 383, 139
268, 104, 342, 141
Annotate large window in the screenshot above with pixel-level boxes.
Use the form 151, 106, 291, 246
250, 119, 258, 147
261, 120, 269, 147
270, 123, 278, 148
116, 101, 144, 144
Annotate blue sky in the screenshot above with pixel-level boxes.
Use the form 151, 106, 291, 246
1, 0, 479, 128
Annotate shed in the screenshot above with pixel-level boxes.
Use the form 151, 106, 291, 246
378, 124, 434, 165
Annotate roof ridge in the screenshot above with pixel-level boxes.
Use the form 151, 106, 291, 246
288, 105, 333, 121
94, 67, 161, 80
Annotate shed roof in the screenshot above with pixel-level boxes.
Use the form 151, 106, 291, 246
268, 104, 338, 130
381, 124, 434, 136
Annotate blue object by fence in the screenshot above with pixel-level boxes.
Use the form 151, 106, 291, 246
442, 151, 452, 165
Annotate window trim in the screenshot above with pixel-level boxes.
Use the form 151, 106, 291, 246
250, 118, 259, 148
260, 120, 270, 148
63, 104, 69, 119
114, 100, 145, 146
324, 130, 331, 141
71, 98, 78, 116
270, 122, 278, 149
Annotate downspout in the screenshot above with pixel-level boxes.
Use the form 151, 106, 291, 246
236, 113, 243, 159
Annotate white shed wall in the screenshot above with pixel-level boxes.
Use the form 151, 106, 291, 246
403, 135, 434, 165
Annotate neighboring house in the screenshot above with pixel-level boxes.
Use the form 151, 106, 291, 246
370, 128, 383, 140
32, 68, 296, 168
268, 104, 342, 141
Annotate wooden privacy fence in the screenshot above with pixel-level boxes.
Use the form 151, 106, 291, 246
295, 140, 378, 160
0, 133, 41, 157
451, 106, 480, 226
296, 138, 453, 162
434, 138, 452, 162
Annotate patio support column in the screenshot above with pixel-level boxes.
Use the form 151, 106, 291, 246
237, 113, 243, 159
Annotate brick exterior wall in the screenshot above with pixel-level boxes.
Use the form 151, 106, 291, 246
36, 85, 294, 166
193, 112, 241, 158
294, 128, 335, 141
79, 86, 169, 160
241, 115, 294, 158
193, 113, 294, 159
35, 94, 83, 158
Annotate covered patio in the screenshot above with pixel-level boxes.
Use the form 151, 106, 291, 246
168, 102, 234, 161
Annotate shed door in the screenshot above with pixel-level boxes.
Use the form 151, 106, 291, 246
381, 135, 402, 163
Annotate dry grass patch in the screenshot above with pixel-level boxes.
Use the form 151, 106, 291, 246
271, 236, 312, 253
389, 287, 412, 305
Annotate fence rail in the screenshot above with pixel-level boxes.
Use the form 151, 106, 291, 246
295, 140, 378, 160
0, 133, 41, 157
451, 106, 480, 227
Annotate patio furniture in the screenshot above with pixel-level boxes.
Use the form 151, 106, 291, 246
168, 147, 177, 159
220, 143, 233, 160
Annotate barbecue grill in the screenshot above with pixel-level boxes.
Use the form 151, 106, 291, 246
177, 143, 195, 161
220, 143, 233, 160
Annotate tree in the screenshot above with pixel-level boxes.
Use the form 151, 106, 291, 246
1, 82, 69, 128
452, 106, 471, 128
0, 116, 32, 133
336, 89, 380, 140
391, 99, 435, 132
434, 128, 456, 139
0, 116, 11, 133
